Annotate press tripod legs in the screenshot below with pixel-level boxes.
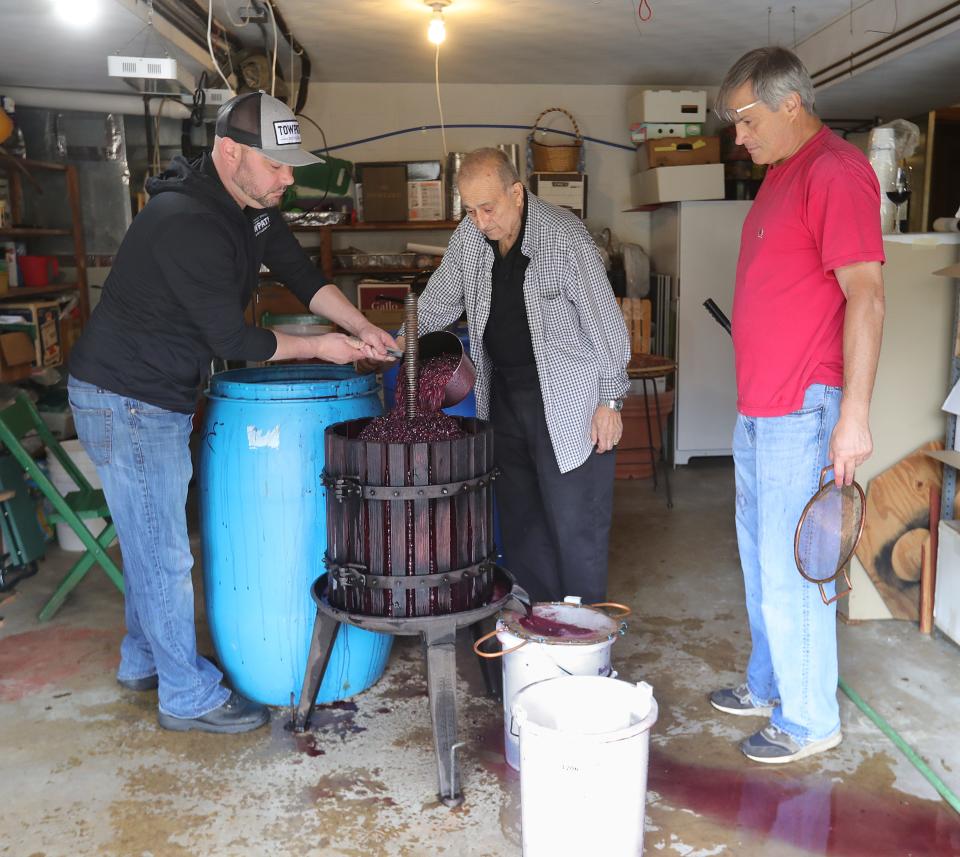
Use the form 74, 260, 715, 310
291, 610, 341, 732
424, 624, 463, 807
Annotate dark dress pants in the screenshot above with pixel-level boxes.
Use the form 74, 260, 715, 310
490, 364, 616, 604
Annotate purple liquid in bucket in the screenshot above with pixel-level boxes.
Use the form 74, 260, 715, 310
518, 611, 596, 639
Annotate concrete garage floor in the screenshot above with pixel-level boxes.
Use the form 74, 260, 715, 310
2, 459, 960, 856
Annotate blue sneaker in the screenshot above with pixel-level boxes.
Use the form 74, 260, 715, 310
709, 683, 777, 717
741, 724, 842, 764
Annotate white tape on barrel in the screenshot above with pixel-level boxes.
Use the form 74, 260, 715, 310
247, 425, 280, 449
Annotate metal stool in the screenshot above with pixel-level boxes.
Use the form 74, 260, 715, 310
627, 354, 676, 509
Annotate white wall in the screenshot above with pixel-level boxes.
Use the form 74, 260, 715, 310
298, 82, 652, 252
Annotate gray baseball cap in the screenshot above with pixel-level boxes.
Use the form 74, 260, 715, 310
215, 90, 323, 167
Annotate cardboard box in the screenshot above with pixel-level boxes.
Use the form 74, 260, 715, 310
0, 330, 35, 370
409, 180, 444, 221
357, 282, 410, 330
635, 136, 721, 171
628, 89, 707, 124
357, 282, 410, 311
630, 122, 703, 143
1, 300, 62, 367
357, 164, 407, 221
630, 163, 725, 206
529, 172, 588, 219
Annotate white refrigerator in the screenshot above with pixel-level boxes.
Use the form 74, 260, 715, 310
649, 200, 753, 466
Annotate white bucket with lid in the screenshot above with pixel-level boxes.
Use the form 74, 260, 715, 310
512, 676, 658, 857
474, 596, 628, 770
46, 440, 106, 552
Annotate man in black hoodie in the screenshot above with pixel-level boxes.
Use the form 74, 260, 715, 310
67, 92, 397, 733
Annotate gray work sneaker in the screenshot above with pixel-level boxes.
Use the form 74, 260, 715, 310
740, 724, 842, 764
709, 683, 777, 717
157, 691, 270, 734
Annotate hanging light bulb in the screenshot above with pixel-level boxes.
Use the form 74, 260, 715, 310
427, 9, 446, 45
424, 0, 451, 46
53, 0, 100, 27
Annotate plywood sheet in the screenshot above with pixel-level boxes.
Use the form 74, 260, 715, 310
855, 441, 957, 620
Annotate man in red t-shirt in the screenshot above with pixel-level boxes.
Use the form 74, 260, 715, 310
708, 47, 885, 764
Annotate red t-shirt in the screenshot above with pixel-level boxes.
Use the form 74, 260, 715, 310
732, 125, 885, 417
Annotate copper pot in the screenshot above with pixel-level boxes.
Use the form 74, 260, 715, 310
419, 330, 476, 409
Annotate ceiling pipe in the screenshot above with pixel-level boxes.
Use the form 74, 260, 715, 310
3, 86, 191, 119
264, 1, 312, 114
814, 9, 960, 90
809, 0, 960, 84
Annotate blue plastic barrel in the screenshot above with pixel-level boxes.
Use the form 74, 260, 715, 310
199, 365, 393, 706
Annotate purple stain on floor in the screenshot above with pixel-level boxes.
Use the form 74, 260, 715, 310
303, 699, 367, 740
294, 733, 327, 757
648, 749, 960, 856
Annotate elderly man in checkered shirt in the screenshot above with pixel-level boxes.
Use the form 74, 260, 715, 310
397, 147, 630, 603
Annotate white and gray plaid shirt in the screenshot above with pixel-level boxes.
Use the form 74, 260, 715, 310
413, 191, 630, 474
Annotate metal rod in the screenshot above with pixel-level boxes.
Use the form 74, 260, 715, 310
404, 292, 419, 421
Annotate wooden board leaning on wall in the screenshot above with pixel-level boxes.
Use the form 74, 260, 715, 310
855, 441, 957, 621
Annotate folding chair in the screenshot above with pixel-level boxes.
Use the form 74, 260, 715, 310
0, 393, 123, 621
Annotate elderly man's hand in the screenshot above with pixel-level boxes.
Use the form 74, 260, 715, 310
591, 404, 622, 454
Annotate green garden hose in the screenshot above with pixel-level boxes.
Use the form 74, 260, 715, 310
839, 676, 960, 816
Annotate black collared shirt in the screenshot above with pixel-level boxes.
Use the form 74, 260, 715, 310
483, 190, 535, 368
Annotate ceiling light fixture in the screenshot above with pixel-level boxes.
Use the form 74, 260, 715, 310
425, 0, 451, 45
53, 0, 100, 27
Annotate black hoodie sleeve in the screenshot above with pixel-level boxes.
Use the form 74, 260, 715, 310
261, 210, 328, 308
153, 213, 278, 361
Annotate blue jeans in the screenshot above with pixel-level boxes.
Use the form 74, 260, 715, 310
733, 383, 842, 743
68, 376, 228, 719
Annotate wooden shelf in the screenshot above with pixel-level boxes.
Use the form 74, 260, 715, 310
0, 227, 72, 238
0, 159, 89, 366
0, 283, 81, 300
291, 220, 459, 233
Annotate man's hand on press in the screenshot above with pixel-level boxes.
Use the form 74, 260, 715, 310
355, 334, 404, 375
355, 323, 399, 361
828, 407, 873, 486
591, 404, 623, 454
313, 333, 373, 365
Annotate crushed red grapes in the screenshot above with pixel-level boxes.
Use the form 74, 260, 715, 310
398, 353, 460, 414
358, 354, 466, 442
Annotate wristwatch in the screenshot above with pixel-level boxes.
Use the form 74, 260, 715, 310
602, 399, 624, 412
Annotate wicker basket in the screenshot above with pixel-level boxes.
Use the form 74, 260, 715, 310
529, 107, 582, 172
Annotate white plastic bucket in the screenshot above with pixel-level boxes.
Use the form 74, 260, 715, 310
512, 676, 658, 857
46, 440, 106, 552
490, 597, 627, 771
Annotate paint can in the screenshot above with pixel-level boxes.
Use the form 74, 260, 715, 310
512, 676, 658, 857
474, 596, 629, 770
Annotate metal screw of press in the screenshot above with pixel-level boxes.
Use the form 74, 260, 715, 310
404, 292, 419, 422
